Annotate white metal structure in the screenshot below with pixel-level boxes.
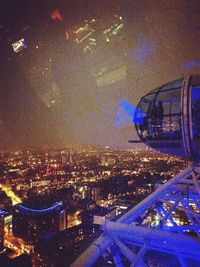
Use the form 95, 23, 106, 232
71, 76, 200, 266
71, 166, 200, 266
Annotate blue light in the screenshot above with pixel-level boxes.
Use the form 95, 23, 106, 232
23, 40, 27, 49
128, 35, 154, 64
184, 60, 200, 69
134, 107, 145, 125
115, 99, 137, 127
18, 201, 63, 213
0, 210, 5, 216
192, 85, 200, 101
120, 99, 136, 117
115, 99, 145, 127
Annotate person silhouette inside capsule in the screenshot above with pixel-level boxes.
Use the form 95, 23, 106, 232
156, 101, 164, 136
151, 103, 158, 138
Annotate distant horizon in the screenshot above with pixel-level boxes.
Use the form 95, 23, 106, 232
0, 143, 146, 152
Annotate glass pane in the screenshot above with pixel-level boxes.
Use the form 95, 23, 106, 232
155, 91, 170, 115
136, 89, 182, 140
171, 100, 181, 114
162, 115, 181, 138
138, 94, 156, 114
159, 79, 183, 91
169, 89, 182, 114
135, 94, 157, 140
156, 88, 181, 115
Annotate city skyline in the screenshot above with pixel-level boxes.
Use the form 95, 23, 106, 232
1, 2, 200, 266
0, 146, 186, 266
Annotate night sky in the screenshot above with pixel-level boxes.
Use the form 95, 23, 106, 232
1, 0, 200, 150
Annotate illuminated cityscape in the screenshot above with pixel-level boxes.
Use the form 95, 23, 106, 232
0, 147, 186, 266
0, 1, 200, 267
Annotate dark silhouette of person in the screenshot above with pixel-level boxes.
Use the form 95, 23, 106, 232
157, 101, 164, 135
151, 103, 158, 137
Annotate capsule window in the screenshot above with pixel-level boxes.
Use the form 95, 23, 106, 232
192, 85, 200, 139
135, 87, 182, 140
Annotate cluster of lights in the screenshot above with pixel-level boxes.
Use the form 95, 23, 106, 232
12, 38, 27, 53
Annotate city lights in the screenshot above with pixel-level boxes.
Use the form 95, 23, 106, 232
1, 1, 200, 266
12, 38, 27, 53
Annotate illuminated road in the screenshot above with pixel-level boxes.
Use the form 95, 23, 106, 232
0, 184, 22, 205
4, 232, 33, 257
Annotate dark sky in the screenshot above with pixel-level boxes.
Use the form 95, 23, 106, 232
1, 0, 200, 150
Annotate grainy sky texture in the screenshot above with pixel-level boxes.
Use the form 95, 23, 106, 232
0, 0, 200, 149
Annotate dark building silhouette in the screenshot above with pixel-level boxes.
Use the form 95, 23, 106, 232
13, 198, 65, 244
35, 224, 100, 267
0, 253, 32, 267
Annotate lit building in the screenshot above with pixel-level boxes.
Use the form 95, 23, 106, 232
59, 209, 67, 231
12, 199, 65, 244
61, 153, 67, 164
91, 187, 101, 203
